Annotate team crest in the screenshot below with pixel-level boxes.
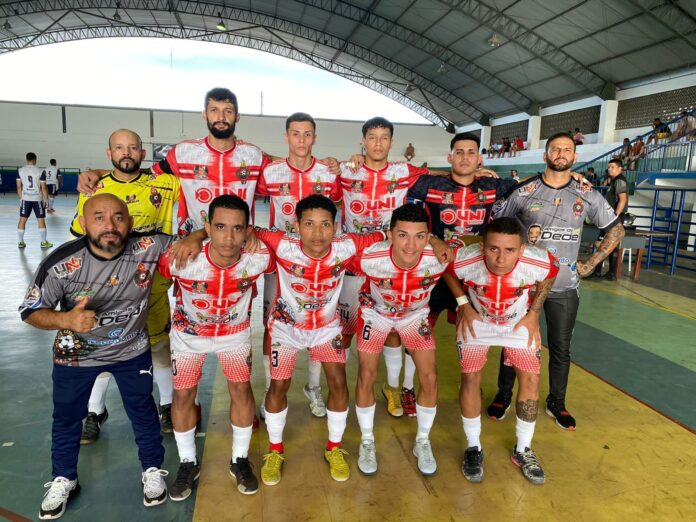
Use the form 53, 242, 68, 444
279, 183, 292, 196
149, 187, 162, 209
313, 178, 324, 194
194, 165, 208, 179
125, 194, 137, 204
108, 275, 120, 287
133, 263, 152, 289
52, 257, 82, 279
22, 284, 42, 309
192, 281, 208, 293
552, 197, 562, 206
351, 180, 364, 192
386, 176, 398, 194
331, 257, 343, 277
442, 192, 454, 205
475, 190, 487, 203
53, 329, 91, 364
418, 320, 432, 338
331, 335, 344, 353
237, 271, 252, 291
237, 162, 250, 184
572, 197, 584, 218
420, 270, 434, 288
474, 284, 486, 297
378, 278, 393, 290
290, 264, 305, 277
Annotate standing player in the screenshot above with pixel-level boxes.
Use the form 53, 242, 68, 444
451, 217, 558, 484
20, 194, 170, 519
44, 159, 61, 213
158, 195, 273, 499
354, 204, 450, 477
339, 117, 429, 418
256, 112, 342, 419
17, 152, 52, 249
488, 133, 624, 430
256, 195, 384, 485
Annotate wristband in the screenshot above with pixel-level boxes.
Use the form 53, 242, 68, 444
456, 295, 469, 307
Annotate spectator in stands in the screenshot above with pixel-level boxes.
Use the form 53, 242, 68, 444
514, 135, 525, 152
573, 128, 584, 145
405, 142, 416, 161
488, 141, 500, 159
510, 169, 519, 182
501, 137, 511, 157
628, 136, 645, 171
647, 117, 671, 145
672, 111, 696, 142
593, 159, 628, 281
619, 138, 633, 164
586, 167, 597, 185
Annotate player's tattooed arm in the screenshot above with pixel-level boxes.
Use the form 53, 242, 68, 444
529, 277, 555, 314
516, 399, 539, 422
429, 235, 454, 263
513, 276, 556, 348
576, 223, 625, 277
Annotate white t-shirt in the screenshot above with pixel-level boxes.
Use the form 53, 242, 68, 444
17, 166, 46, 202
44, 165, 59, 185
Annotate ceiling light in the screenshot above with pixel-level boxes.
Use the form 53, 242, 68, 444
437, 63, 446, 74
488, 33, 502, 48
216, 12, 226, 31
2, 19, 11, 30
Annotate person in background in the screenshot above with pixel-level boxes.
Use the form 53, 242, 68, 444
573, 128, 584, 146
17, 152, 52, 249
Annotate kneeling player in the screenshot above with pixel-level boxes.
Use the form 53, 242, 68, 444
450, 217, 558, 485
255, 195, 383, 484
158, 195, 273, 498
354, 204, 450, 476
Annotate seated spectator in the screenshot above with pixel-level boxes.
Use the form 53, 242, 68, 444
647, 118, 671, 145
628, 136, 645, 171
515, 135, 525, 150
573, 128, 584, 145
501, 137, 511, 157
672, 111, 696, 142
405, 142, 416, 161
619, 138, 632, 163
488, 142, 501, 158
510, 169, 519, 182
586, 167, 597, 185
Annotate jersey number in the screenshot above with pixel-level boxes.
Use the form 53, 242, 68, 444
361, 324, 372, 341
271, 349, 279, 368
27, 176, 34, 189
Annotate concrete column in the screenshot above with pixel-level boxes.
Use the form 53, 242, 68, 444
527, 116, 541, 150
598, 100, 618, 144
480, 126, 492, 149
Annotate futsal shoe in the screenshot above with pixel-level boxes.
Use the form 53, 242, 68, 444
486, 393, 511, 421
545, 402, 576, 430
462, 447, 484, 483
169, 460, 200, 501
142, 467, 169, 506
303, 384, 327, 417
261, 450, 285, 486
229, 457, 259, 495
381, 383, 403, 417
324, 447, 350, 482
413, 438, 437, 476
511, 447, 545, 485
39, 477, 80, 520
357, 439, 378, 475
80, 409, 108, 445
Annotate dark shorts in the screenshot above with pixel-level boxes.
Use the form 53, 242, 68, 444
20, 200, 45, 219
428, 277, 457, 320
47, 184, 59, 196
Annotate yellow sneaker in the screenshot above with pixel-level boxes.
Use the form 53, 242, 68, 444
261, 450, 285, 486
381, 383, 403, 417
324, 447, 350, 482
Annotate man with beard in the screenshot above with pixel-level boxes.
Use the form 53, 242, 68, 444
485, 132, 624, 430
20, 194, 172, 519
70, 129, 184, 442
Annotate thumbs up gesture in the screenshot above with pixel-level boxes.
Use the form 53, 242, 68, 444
67, 297, 97, 333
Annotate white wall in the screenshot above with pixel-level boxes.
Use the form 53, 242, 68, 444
0, 101, 454, 169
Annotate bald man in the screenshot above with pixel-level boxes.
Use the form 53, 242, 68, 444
21, 193, 174, 519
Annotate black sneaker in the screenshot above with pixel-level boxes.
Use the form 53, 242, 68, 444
80, 409, 108, 445
168, 460, 200, 501
545, 402, 576, 431
461, 447, 484, 483
511, 447, 545, 485
229, 457, 259, 495
159, 404, 173, 434
486, 394, 511, 421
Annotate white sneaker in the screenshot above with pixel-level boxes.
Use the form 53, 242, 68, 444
39, 477, 80, 520
413, 438, 437, 476
357, 439, 378, 475
142, 467, 169, 506
303, 384, 327, 418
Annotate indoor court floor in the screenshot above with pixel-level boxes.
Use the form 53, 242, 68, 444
0, 194, 694, 521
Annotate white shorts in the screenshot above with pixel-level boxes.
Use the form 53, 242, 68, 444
338, 273, 364, 335
357, 307, 434, 354
170, 327, 252, 388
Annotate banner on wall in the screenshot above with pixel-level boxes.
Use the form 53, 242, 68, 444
152, 144, 174, 163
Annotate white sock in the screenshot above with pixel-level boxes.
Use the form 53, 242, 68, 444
415, 403, 437, 440
153, 367, 173, 406
355, 403, 376, 441
39, 228, 47, 242
49, 196, 55, 210
265, 407, 288, 445
263, 357, 271, 392
515, 417, 536, 453
17, 229, 24, 242
403, 352, 416, 390
327, 408, 349, 444
231, 423, 253, 463
383, 345, 403, 388
462, 415, 482, 450
174, 427, 197, 463
87, 373, 111, 414
308, 359, 322, 389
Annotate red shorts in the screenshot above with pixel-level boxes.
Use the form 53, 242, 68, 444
357, 307, 434, 354
457, 342, 541, 374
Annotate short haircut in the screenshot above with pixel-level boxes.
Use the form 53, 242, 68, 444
608, 158, 623, 169
295, 194, 337, 221
362, 117, 393, 138
450, 132, 480, 150
26, 152, 37, 162
390, 203, 429, 229
545, 132, 576, 154
208, 194, 250, 225
50, 159, 57, 165
205, 87, 238, 113
483, 217, 525, 242
286, 112, 316, 131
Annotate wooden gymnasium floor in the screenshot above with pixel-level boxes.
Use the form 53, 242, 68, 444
0, 195, 694, 521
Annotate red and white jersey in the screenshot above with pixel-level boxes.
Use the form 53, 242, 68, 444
257, 229, 383, 330
340, 162, 426, 233
158, 240, 274, 337
256, 158, 342, 233
451, 244, 559, 326
153, 137, 270, 235
354, 242, 450, 318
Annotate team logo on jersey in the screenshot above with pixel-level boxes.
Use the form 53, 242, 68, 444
540, 227, 580, 242
518, 182, 539, 195
386, 176, 398, 194
442, 192, 455, 204
53, 329, 91, 364
514, 283, 526, 297
528, 203, 543, 212
552, 197, 562, 206
125, 194, 137, 204
237, 271, 252, 292
314, 178, 325, 194
192, 281, 208, 293
330, 257, 344, 277
133, 263, 152, 289
52, 257, 82, 279
331, 335, 344, 354
22, 284, 42, 309
194, 165, 208, 179
289, 264, 305, 277
279, 183, 292, 196
150, 187, 162, 209
572, 197, 584, 217
132, 236, 155, 254
108, 275, 120, 287
71, 287, 95, 301
475, 190, 487, 203
418, 320, 432, 338
420, 270, 434, 288
237, 162, 250, 184
377, 278, 393, 290
473, 284, 487, 297
351, 180, 364, 192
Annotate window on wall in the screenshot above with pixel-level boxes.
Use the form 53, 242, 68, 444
616, 86, 696, 129
490, 120, 529, 144
540, 106, 600, 139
